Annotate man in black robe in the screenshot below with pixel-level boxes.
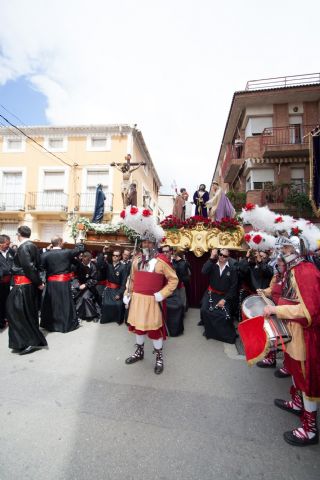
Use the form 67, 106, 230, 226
75, 251, 100, 321
238, 249, 273, 292
91, 184, 106, 223
40, 236, 84, 333
162, 246, 185, 337
0, 235, 14, 329
121, 248, 132, 279
6, 226, 47, 355
98, 249, 126, 324
200, 248, 238, 344
172, 251, 191, 312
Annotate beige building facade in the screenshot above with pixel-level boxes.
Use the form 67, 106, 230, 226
0, 124, 161, 242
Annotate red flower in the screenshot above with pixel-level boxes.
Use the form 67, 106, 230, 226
291, 227, 301, 236
252, 234, 263, 244
275, 216, 283, 223
142, 209, 152, 217
161, 237, 167, 243
244, 234, 252, 242
120, 210, 126, 219
244, 203, 255, 211
130, 207, 138, 215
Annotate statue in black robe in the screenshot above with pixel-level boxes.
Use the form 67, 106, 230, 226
193, 184, 209, 217
91, 184, 106, 223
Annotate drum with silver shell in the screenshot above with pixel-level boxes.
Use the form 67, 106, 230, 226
241, 294, 291, 350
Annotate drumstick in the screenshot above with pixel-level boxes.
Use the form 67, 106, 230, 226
259, 290, 275, 307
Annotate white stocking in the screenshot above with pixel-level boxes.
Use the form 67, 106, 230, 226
136, 334, 145, 346
302, 395, 317, 412
152, 338, 163, 350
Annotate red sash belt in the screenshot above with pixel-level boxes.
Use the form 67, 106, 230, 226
14, 275, 32, 285
177, 281, 184, 289
208, 286, 225, 295
97, 280, 108, 286
133, 271, 165, 295
106, 280, 120, 289
0, 275, 11, 284
47, 273, 73, 282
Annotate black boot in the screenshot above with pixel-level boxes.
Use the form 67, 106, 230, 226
125, 344, 144, 364
153, 348, 164, 374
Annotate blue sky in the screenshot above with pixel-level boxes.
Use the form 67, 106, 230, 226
0, 0, 319, 194
0, 76, 48, 126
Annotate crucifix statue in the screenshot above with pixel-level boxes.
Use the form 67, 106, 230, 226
111, 154, 145, 208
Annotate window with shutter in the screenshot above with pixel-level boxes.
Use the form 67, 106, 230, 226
0, 223, 19, 239
1, 172, 24, 210
43, 171, 64, 191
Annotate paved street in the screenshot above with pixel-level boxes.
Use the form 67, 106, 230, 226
0, 309, 319, 480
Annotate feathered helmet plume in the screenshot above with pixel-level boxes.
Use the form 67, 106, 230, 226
120, 206, 165, 243
241, 204, 320, 252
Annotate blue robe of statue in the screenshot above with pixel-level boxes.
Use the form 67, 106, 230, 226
91, 186, 106, 223
193, 190, 209, 217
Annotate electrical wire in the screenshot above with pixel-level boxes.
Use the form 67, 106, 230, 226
0, 112, 74, 167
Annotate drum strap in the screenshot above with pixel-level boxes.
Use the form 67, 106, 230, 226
268, 317, 287, 353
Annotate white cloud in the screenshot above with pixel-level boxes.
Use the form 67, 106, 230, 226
0, 0, 319, 196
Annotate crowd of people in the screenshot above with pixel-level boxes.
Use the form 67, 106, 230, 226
0, 227, 191, 366
1, 217, 320, 447
199, 237, 320, 447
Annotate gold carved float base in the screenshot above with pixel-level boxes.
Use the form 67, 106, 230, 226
164, 224, 245, 257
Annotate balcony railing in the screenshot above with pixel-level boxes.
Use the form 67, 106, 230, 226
261, 125, 316, 147
246, 182, 314, 217
246, 73, 320, 91
28, 191, 68, 212
0, 193, 25, 211
264, 182, 310, 204
76, 192, 114, 213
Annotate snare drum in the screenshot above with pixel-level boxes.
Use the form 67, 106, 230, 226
242, 295, 269, 320
241, 294, 291, 351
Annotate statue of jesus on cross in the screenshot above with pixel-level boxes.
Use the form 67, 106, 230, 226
111, 154, 145, 208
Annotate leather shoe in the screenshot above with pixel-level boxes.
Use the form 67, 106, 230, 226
256, 360, 276, 368
274, 398, 303, 416
197, 320, 204, 326
19, 346, 39, 356
274, 368, 291, 378
284, 430, 319, 446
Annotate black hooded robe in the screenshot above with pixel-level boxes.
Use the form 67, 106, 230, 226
6, 241, 47, 350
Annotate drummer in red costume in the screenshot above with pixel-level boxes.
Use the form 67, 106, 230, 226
123, 231, 178, 374
256, 255, 290, 376
264, 236, 320, 446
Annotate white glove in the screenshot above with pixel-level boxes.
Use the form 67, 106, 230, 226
123, 294, 131, 305
154, 291, 164, 302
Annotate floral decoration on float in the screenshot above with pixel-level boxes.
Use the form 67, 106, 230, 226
69, 216, 139, 243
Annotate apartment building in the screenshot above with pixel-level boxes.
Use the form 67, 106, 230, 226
212, 73, 320, 213
0, 124, 161, 242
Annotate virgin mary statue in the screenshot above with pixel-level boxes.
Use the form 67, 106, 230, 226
206, 182, 235, 221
